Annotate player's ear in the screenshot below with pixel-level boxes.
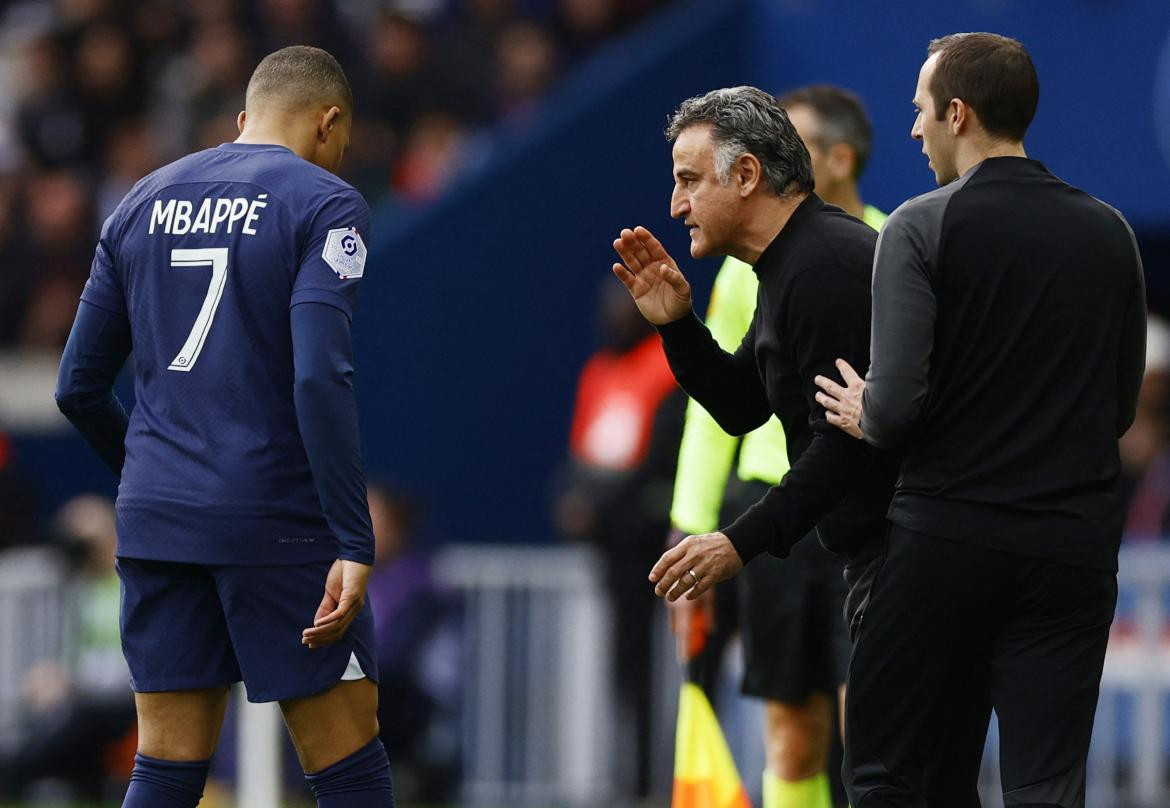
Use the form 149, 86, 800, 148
949, 98, 966, 135
735, 152, 761, 198
319, 106, 342, 143
237, 110, 246, 135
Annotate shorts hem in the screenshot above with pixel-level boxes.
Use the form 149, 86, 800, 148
132, 675, 240, 693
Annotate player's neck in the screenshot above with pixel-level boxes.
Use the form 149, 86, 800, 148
732, 192, 807, 266
234, 126, 316, 163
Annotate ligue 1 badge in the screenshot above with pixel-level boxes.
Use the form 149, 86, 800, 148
323, 227, 367, 279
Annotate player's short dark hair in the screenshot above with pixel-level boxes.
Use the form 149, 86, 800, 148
776, 84, 873, 180
665, 86, 814, 197
926, 32, 1038, 142
245, 45, 354, 116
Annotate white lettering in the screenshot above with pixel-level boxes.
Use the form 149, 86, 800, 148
190, 198, 213, 233
147, 195, 270, 235
226, 198, 249, 232
243, 199, 268, 235
149, 199, 175, 234
172, 200, 193, 235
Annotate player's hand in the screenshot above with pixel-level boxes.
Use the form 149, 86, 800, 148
612, 226, 692, 325
815, 358, 866, 439
302, 559, 371, 649
649, 531, 743, 602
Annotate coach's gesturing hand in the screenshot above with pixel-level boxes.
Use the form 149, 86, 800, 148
612, 226, 692, 325
650, 532, 743, 602
302, 558, 371, 649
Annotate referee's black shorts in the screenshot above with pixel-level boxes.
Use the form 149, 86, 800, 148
731, 479, 851, 704
844, 524, 1116, 808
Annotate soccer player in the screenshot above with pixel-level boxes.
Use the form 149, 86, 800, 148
666, 85, 884, 808
815, 34, 1145, 806
54, 46, 393, 808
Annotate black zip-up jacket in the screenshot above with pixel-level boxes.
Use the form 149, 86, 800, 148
861, 157, 1146, 572
657, 193, 897, 562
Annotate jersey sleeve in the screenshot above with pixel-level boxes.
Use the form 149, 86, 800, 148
80, 212, 127, 316
292, 189, 372, 319
669, 258, 754, 534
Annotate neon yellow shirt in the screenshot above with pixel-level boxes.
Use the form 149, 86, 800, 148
669, 204, 887, 534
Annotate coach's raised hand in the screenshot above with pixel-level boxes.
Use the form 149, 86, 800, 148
612, 226, 692, 324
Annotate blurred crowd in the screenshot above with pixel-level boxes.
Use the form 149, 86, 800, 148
0, 0, 669, 352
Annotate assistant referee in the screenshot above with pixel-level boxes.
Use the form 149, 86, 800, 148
815, 33, 1146, 807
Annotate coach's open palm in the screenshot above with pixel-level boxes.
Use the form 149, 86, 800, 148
302, 559, 371, 649
612, 226, 692, 325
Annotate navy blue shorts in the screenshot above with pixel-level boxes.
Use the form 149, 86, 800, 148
117, 557, 378, 703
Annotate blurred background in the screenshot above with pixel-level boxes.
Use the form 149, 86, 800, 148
0, 0, 1168, 805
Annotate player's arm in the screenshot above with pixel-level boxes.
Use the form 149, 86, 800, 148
55, 213, 132, 475
858, 208, 937, 448
55, 301, 132, 475
290, 189, 376, 648
720, 264, 876, 564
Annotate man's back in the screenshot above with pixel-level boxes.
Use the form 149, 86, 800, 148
82, 143, 370, 565
874, 157, 1144, 570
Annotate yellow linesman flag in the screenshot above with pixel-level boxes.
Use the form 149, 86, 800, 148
672, 682, 752, 808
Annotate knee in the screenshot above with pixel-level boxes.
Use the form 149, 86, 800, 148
764, 698, 832, 781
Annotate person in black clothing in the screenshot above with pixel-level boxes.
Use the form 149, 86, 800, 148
815, 33, 1146, 807
612, 86, 994, 807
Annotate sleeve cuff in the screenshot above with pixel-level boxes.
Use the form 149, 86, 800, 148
655, 310, 709, 352
80, 287, 127, 317
722, 507, 774, 564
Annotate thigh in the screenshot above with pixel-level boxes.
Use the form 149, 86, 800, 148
117, 557, 241, 693
212, 561, 378, 704
135, 687, 231, 760
993, 562, 1117, 808
844, 527, 992, 807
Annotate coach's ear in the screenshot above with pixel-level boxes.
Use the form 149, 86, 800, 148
735, 152, 762, 198
237, 110, 246, 135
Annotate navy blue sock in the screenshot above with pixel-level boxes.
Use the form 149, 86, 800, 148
305, 737, 394, 807
122, 753, 210, 808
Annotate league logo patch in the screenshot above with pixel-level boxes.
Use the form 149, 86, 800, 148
323, 227, 367, 279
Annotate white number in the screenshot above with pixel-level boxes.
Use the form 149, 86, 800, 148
167, 247, 229, 372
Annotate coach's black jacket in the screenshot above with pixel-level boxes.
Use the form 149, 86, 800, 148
657, 193, 898, 562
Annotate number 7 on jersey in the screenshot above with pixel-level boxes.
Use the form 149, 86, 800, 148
168, 247, 229, 372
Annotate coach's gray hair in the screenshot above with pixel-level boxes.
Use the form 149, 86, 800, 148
665, 86, 814, 197
246, 45, 353, 115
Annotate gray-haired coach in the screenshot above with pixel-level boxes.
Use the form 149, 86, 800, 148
816, 33, 1146, 807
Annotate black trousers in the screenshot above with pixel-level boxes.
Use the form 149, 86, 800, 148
844, 525, 1117, 808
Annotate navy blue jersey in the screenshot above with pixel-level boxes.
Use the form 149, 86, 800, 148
82, 143, 371, 564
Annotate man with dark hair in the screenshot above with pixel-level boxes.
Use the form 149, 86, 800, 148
815, 32, 1145, 807
55, 45, 394, 808
611, 83, 895, 707
665, 83, 887, 808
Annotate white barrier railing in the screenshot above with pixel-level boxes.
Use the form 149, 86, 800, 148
434, 543, 616, 806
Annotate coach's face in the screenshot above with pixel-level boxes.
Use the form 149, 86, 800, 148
912, 53, 958, 185
670, 125, 741, 259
